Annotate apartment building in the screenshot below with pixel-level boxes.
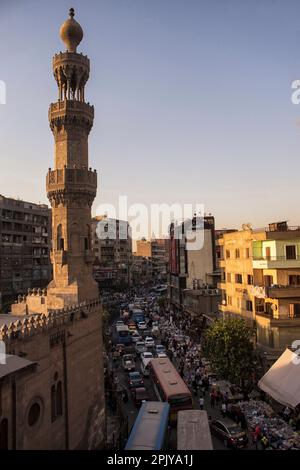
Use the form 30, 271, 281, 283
169, 215, 218, 311
218, 221, 300, 353
135, 238, 169, 282
0, 195, 51, 308
91, 216, 132, 287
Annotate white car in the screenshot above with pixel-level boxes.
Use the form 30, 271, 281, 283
144, 336, 155, 348
151, 325, 159, 336
131, 331, 141, 343
157, 352, 167, 358
138, 321, 147, 330
141, 351, 153, 361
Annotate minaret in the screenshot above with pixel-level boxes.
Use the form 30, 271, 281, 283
46, 8, 99, 308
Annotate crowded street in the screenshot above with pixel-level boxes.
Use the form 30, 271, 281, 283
103, 285, 256, 450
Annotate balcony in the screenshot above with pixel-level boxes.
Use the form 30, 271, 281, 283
46, 167, 97, 198
252, 255, 300, 269
251, 284, 300, 299
267, 285, 300, 299
255, 311, 300, 327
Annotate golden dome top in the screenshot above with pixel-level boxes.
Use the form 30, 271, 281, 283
59, 8, 83, 53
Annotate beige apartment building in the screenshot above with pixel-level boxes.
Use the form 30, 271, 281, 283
218, 222, 300, 354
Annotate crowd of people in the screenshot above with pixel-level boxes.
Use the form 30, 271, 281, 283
104, 285, 300, 451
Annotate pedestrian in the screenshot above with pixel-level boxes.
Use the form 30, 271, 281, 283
216, 389, 222, 406
252, 432, 258, 450
199, 396, 204, 410
221, 402, 227, 417
210, 391, 215, 409
260, 435, 268, 450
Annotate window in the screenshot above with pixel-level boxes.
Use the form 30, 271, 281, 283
264, 275, 273, 288
235, 274, 243, 284
226, 250, 230, 259
286, 245, 296, 260
247, 275, 253, 285
226, 273, 231, 283
265, 247, 271, 260
51, 375, 63, 422
227, 296, 232, 306
235, 249, 240, 259
245, 248, 250, 258
246, 300, 253, 312
28, 403, 41, 427
289, 275, 300, 285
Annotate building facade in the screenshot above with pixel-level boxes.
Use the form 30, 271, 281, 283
218, 221, 300, 354
1, 9, 105, 449
0, 195, 51, 310
135, 238, 169, 282
169, 215, 218, 311
91, 215, 132, 288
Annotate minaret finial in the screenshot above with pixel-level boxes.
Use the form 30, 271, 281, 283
60, 7, 83, 52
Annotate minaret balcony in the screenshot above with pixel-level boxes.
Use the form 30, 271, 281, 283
46, 167, 97, 195
49, 100, 94, 120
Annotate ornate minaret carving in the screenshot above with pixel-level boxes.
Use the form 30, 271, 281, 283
46, 8, 99, 308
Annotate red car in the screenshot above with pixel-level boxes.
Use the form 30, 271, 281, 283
131, 387, 149, 407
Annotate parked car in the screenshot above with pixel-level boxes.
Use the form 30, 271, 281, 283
122, 354, 135, 371
155, 344, 166, 356
145, 336, 155, 348
128, 371, 144, 389
210, 419, 248, 449
131, 387, 150, 407
135, 341, 147, 356
137, 321, 147, 330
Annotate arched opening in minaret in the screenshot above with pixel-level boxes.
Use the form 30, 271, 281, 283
57, 224, 64, 251
84, 225, 91, 251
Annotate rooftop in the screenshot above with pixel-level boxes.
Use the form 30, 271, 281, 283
0, 355, 36, 381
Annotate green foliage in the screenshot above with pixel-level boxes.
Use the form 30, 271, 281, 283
202, 317, 255, 386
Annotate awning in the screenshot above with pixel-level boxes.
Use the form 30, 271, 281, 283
258, 348, 300, 409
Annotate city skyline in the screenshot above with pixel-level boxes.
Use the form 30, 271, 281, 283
1, 0, 300, 229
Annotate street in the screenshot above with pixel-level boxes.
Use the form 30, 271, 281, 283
104, 286, 254, 450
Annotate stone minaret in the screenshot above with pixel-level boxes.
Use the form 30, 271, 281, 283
46, 8, 99, 308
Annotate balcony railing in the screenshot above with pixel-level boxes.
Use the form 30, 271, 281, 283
253, 255, 300, 261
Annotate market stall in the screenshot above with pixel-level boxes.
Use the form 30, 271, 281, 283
238, 400, 300, 450
258, 348, 300, 409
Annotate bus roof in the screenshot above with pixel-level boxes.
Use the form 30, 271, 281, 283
150, 358, 191, 398
177, 410, 213, 450
125, 401, 170, 450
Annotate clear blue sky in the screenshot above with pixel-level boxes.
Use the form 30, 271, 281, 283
0, 0, 300, 229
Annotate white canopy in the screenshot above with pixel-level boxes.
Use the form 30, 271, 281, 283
258, 348, 300, 409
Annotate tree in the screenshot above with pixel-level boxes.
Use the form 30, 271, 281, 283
202, 317, 255, 388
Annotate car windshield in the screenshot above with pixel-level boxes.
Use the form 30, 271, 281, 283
130, 373, 140, 379
143, 353, 152, 358
227, 425, 243, 435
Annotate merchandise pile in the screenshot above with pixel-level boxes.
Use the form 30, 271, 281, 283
239, 400, 300, 449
